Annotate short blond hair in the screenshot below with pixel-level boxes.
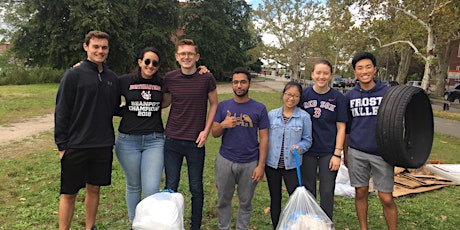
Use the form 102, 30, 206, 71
176, 38, 198, 53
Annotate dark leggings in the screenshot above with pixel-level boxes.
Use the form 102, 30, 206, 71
301, 155, 338, 220
265, 166, 299, 229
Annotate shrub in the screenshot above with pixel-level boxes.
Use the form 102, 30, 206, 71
0, 66, 64, 85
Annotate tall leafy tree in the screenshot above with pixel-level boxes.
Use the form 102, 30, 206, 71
133, 0, 179, 74
355, 0, 460, 94
3, 0, 180, 74
4, 0, 136, 73
254, 0, 321, 80
307, 0, 356, 77
178, 0, 255, 80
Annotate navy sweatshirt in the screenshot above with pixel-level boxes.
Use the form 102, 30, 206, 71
345, 80, 389, 155
54, 59, 120, 151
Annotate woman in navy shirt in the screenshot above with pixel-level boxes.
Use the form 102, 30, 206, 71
300, 59, 348, 220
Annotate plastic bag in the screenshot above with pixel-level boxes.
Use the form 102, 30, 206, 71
132, 191, 185, 230
334, 161, 355, 198
277, 149, 334, 229
276, 186, 334, 230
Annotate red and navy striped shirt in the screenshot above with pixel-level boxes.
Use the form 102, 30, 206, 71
163, 69, 216, 141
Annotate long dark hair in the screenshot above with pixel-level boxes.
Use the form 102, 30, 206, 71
131, 47, 162, 81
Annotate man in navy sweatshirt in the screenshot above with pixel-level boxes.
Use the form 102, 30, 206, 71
55, 30, 120, 230
343, 52, 397, 230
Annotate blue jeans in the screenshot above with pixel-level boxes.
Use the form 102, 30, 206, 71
115, 132, 164, 223
164, 137, 205, 230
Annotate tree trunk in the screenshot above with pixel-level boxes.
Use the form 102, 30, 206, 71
396, 47, 412, 85
435, 39, 458, 96
421, 25, 435, 91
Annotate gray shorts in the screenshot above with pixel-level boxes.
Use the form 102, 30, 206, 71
347, 147, 394, 193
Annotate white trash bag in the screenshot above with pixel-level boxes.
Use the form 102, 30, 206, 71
132, 190, 185, 230
334, 160, 355, 198
276, 187, 334, 230
276, 149, 334, 230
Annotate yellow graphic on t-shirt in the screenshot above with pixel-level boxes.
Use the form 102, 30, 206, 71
233, 113, 253, 127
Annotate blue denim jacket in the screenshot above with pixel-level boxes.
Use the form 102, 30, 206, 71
267, 107, 312, 170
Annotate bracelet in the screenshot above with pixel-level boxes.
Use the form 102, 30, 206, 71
335, 147, 343, 150
333, 154, 341, 158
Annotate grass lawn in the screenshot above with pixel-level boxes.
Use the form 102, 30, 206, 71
0, 84, 459, 229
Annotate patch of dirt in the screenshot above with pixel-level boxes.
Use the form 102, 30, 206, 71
0, 82, 276, 159
0, 113, 54, 146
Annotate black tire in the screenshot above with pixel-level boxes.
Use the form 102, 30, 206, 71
376, 85, 434, 168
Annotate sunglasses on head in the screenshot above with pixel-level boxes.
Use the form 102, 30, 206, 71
144, 59, 159, 67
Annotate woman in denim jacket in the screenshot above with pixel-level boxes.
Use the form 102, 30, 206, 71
265, 81, 312, 229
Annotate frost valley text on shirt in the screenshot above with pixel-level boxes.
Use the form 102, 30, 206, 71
349, 97, 383, 117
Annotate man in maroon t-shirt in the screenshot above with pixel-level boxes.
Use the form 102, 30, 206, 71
162, 38, 218, 230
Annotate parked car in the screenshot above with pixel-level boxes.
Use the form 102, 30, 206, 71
406, 80, 431, 93
303, 79, 314, 87
383, 80, 399, 87
332, 76, 345, 88
284, 74, 290, 79
405, 81, 422, 88
444, 83, 460, 103
352, 78, 358, 86
343, 78, 355, 87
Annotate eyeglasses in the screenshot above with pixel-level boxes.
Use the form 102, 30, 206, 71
176, 52, 196, 58
144, 59, 159, 67
283, 93, 300, 99
232, 80, 248, 85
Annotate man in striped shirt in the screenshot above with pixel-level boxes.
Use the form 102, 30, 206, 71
162, 39, 218, 230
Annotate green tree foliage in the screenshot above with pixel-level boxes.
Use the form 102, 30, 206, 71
254, 0, 321, 80
132, 0, 179, 74
178, 0, 256, 80
2, 0, 259, 80
3, 0, 178, 74
354, 0, 460, 94
307, 0, 356, 76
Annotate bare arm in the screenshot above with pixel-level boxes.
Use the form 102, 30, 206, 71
212, 110, 236, 137
330, 122, 346, 171
343, 134, 349, 167
253, 128, 268, 182
196, 89, 218, 147
162, 93, 171, 108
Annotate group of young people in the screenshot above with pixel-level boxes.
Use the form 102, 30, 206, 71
54, 30, 397, 230
264, 54, 397, 230
55, 30, 216, 230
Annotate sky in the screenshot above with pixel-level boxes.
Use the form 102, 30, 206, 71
246, 0, 263, 8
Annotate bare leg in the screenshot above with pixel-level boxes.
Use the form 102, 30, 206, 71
378, 191, 397, 230
355, 186, 369, 230
59, 193, 77, 230
85, 184, 100, 230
